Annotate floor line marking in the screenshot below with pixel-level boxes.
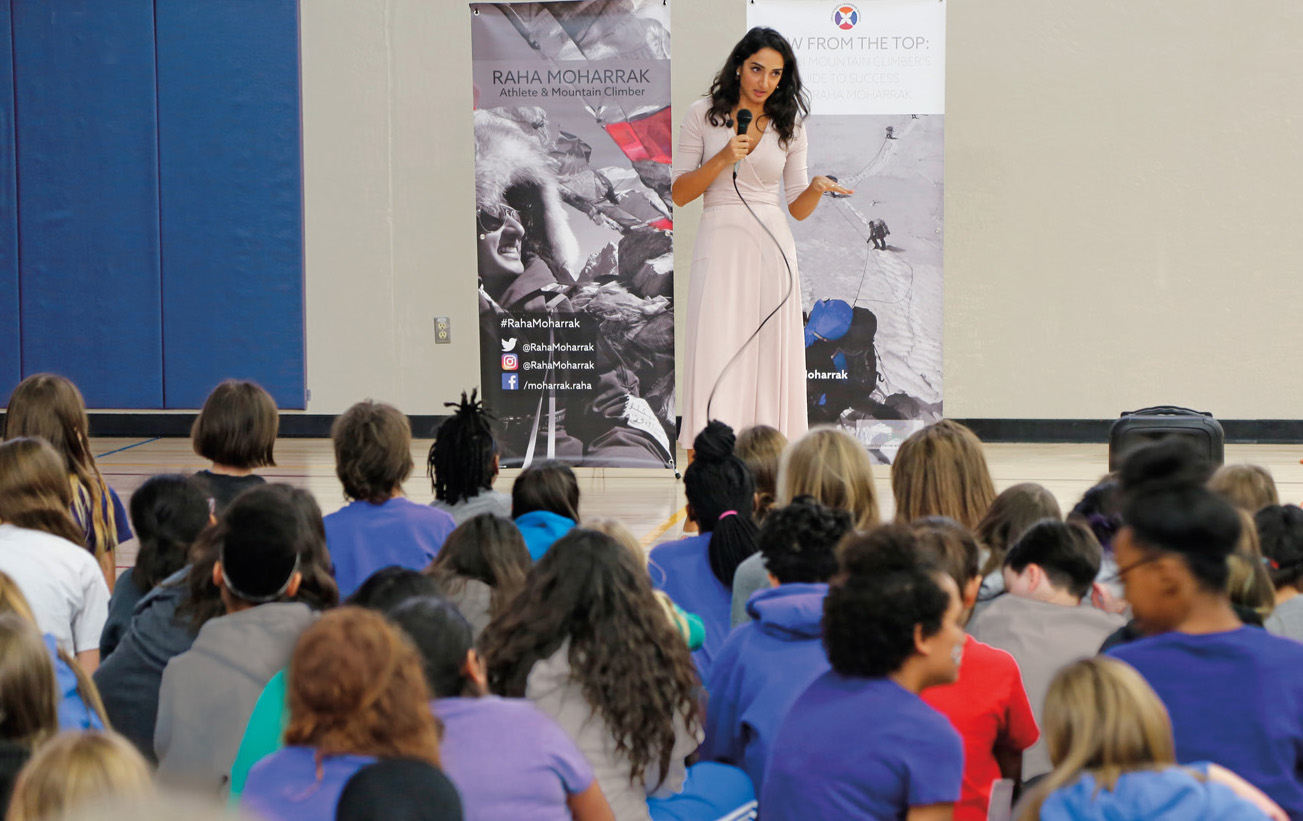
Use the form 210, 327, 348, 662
641, 505, 688, 548
95, 438, 160, 459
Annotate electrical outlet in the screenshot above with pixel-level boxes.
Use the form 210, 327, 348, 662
435, 316, 451, 344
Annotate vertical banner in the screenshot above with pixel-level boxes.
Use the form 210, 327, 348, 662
470, 2, 675, 469
749, 0, 945, 463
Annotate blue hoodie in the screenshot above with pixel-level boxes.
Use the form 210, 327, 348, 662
515, 511, 576, 562
700, 583, 830, 792
1039, 767, 1270, 820
649, 533, 731, 679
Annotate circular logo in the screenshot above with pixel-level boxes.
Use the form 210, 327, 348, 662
833, 4, 859, 30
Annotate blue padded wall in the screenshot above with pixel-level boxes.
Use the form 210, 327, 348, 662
156, 0, 305, 409
0, 4, 19, 401
12, 0, 164, 408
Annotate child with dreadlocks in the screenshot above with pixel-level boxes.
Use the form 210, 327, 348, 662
428, 390, 512, 525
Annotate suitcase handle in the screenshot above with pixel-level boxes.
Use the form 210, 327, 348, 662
1120, 405, 1211, 418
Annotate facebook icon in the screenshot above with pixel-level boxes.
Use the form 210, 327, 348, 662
502, 373, 519, 391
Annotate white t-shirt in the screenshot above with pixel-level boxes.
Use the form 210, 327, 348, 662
0, 524, 110, 654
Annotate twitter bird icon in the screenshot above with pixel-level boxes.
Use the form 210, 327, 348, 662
501, 338, 517, 352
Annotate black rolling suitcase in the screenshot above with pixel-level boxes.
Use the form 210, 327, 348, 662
1108, 406, 1225, 472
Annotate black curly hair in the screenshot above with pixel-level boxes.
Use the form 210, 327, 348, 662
480, 529, 700, 788
824, 525, 950, 678
685, 421, 758, 587
758, 496, 849, 585
705, 27, 809, 146
1120, 440, 1239, 591
1255, 505, 1303, 590
428, 390, 498, 505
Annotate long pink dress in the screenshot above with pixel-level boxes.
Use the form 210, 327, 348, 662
673, 98, 809, 448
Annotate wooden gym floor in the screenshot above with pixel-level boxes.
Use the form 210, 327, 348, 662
93, 438, 1303, 574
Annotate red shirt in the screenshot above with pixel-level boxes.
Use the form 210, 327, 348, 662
921, 636, 1039, 821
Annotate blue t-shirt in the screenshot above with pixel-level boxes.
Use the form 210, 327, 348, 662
241, 747, 374, 821
324, 497, 454, 599
43, 633, 104, 731
1110, 627, 1303, 819
649, 533, 731, 679
1040, 766, 1270, 821
761, 673, 964, 820
700, 583, 829, 793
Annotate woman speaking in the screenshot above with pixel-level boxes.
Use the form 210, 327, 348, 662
671, 27, 851, 455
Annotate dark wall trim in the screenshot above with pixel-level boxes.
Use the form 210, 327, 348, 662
0, 413, 1297, 444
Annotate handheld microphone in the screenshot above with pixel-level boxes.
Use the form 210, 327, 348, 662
733, 109, 753, 178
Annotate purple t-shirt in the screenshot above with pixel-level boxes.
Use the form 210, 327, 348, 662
324, 497, 455, 599
434, 696, 593, 821
761, 673, 964, 820
649, 533, 730, 679
241, 747, 374, 821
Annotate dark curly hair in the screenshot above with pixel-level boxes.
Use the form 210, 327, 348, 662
705, 27, 808, 147
824, 525, 950, 678
758, 496, 849, 585
685, 421, 758, 587
428, 390, 499, 505
480, 529, 700, 788
1255, 504, 1303, 590
1120, 440, 1239, 591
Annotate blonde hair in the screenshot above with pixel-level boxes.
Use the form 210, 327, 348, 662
0, 438, 86, 545
735, 425, 788, 522
777, 427, 879, 531
3, 375, 119, 569
0, 573, 108, 729
892, 420, 996, 530
8, 731, 153, 821
1209, 464, 1279, 513
1228, 508, 1275, 620
0, 613, 59, 748
1018, 657, 1176, 820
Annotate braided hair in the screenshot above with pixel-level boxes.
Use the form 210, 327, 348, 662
428, 390, 499, 505
684, 422, 758, 587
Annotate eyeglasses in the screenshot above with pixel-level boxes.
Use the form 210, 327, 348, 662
1109, 553, 1162, 582
477, 203, 522, 234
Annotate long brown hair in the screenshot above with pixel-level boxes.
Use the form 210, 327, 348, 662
0, 573, 109, 729
424, 514, 528, 617
285, 608, 440, 765
0, 437, 86, 545
892, 419, 996, 530
1017, 658, 1176, 820
0, 613, 59, 748
3, 374, 118, 564
736, 425, 787, 522
975, 482, 1062, 578
481, 529, 701, 788
777, 427, 879, 531
8, 730, 153, 821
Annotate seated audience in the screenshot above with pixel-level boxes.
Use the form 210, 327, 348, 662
916, 517, 1039, 821
95, 486, 336, 761
512, 460, 580, 561
389, 596, 613, 820
424, 514, 529, 638
969, 520, 1124, 779
483, 529, 756, 821
892, 419, 997, 530
731, 425, 879, 627
428, 390, 512, 524
650, 422, 758, 677
1107, 440, 1303, 818
734, 424, 787, 523
325, 400, 455, 598
761, 525, 965, 819
700, 497, 849, 792
1016, 658, 1283, 821
190, 379, 279, 514
0, 437, 109, 671
100, 475, 210, 659
1209, 463, 1280, 513
241, 608, 446, 820
7, 731, 154, 821
336, 758, 464, 821
4, 374, 132, 589
1257, 505, 1303, 640
0, 613, 60, 811
155, 486, 319, 790
974, 482, 1062, 603
0, 573, 106, 731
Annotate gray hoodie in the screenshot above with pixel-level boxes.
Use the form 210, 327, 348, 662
154, 602, 317, 792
